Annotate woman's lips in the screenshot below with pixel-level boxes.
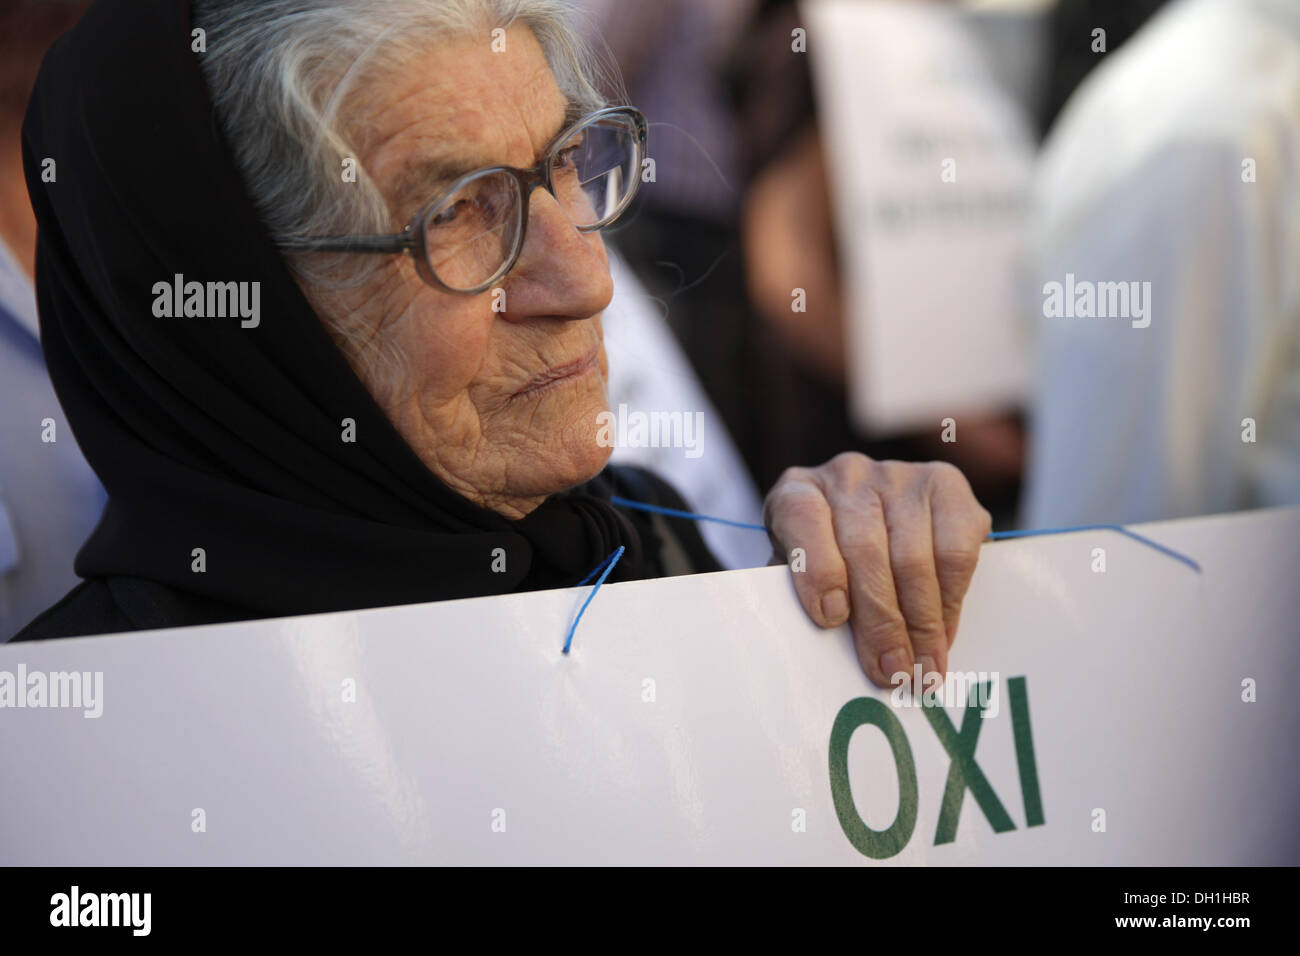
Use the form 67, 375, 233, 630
510, 348, 600, 401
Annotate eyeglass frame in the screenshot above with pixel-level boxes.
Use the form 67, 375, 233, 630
274, 105, 648, 295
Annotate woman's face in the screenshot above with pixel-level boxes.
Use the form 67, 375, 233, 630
306, 24, 615, 519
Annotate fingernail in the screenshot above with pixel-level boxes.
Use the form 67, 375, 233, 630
916, 656, 938, 681
880, 649, 913, 685
820, 589, 849, 625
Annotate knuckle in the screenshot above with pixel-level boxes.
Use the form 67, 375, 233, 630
790, 546, 845, 590
932, 459, 965, 482
826, 451, 874, 484
774, 465, 815, 489
889, 549, 934, 587
906, 609, 949, 644
764, 479, 825, 526
923, 459, 966, 493
854, 485, 886, 522
935, 543, 981, 579
833, 492, 886, 551
768, 476, 819, 506
859, 611, 910, 648
880, 459, 932, 500
940, 590, 966, 619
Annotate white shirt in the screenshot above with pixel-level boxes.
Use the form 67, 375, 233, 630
1023, 0, 1300, 527
0, 236, 105, 639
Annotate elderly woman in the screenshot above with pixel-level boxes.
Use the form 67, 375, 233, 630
12, 0, 991, 690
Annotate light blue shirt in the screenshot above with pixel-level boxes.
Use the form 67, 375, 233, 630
0, 236, 106, 639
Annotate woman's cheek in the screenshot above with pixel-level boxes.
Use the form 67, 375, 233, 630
410, 303, 492, 399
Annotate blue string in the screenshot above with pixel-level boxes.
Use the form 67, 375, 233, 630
562, 545, 625, 654
609, 495, 768, 532
608, 497, 1201, 572
987, 524, 1201, 573
562, 500, 1203, 653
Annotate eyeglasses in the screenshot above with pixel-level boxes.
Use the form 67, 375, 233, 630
276, 106, 647, 294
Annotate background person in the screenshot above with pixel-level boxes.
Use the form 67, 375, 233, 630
1021, 0, 1300, 525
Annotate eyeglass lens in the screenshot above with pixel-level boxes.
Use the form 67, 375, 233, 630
422, 113, 639, 291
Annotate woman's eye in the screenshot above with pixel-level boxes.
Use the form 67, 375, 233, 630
431, 199, 467, 227
553, 145, 581, 170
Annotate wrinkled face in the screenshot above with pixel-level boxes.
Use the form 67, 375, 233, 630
305, 24, 614, 519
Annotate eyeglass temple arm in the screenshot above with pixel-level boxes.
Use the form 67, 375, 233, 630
274, 233, 417, 254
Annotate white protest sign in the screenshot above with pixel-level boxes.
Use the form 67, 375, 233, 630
1, 506, 1297, 864
803, 0, 1033, 433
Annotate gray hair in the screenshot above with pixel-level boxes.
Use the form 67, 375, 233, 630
192, 0, 614, 286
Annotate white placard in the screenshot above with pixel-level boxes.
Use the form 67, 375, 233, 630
1, 507, 1298, 864
804, 0, 1033, 433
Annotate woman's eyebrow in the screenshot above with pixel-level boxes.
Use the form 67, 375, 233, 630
390, 156, 479, 209
388, 100, 587, 210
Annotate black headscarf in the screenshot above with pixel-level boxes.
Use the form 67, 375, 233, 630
21, 0, 649, 620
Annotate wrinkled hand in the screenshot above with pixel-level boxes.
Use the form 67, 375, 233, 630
764, 453, 992, 689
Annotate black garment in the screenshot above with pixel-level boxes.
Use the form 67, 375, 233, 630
12, 465, 721, 641
1036, 0, 1173, 139
11, 0, 719, 642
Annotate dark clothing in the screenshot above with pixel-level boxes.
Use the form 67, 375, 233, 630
11, 0, 720, 642
11, 464, 722, 641
1037, 0, 1173, 139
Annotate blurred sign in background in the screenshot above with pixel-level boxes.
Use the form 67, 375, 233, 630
806, 0, 1035, 433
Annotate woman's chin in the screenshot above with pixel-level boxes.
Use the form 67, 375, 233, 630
553, 413, 618, 487
507, 393, 616, 497
502, 447, 612, 506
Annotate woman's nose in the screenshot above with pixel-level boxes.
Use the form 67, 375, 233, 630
494, 187, 614, 321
